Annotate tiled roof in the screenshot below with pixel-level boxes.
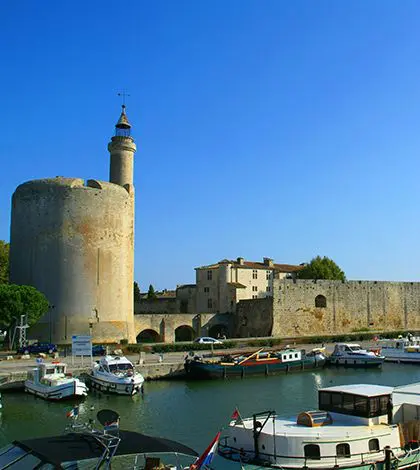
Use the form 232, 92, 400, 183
196, 259, 304, 273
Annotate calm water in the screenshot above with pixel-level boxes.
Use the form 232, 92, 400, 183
1, 363, 420, 464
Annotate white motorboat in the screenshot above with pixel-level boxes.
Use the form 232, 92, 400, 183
328, 342, 385, 367
87, 355, 144, 395
25, 362, 88, 400
378, 336, 420, 363
216, 383, 420, 470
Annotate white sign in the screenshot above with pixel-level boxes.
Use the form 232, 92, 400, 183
72, 335, 92, 356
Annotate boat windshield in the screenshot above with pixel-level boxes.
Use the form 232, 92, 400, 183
109, 363, 133, 373
349, 346, 362, 352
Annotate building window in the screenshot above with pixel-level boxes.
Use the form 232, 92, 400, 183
204, 287, 209, 293
266, 286, 271, 292
304, 444, 320, 460
207, 270, 213, 280
252, 286, 258, 292
336, 443, 351, 458
315, 295, 327, 308
207, 298, 213, 309
252, 270, 258, 279
252, 295, 258, 299
266, 271, 271, 280
369, 439, 380, 452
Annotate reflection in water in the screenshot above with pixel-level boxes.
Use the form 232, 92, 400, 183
0, 363, 419, 458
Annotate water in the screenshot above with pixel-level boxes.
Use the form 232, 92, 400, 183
0, 363, 419, 464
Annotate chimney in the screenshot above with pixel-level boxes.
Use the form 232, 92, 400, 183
263, 257, 274, 267
237, 257, 244, 265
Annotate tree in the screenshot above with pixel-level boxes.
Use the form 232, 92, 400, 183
133, 281, 141, 302
0, 284, 49, 331
0, 241, 9, 284
297, 256, 346, 281
147, 284, 157, 299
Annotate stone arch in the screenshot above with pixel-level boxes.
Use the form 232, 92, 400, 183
315, 295, 327, 308
175, 325, 195, 342
137, 329, 160, 343
208, 324, 228, 339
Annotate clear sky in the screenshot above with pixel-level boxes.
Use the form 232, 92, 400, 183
1, 0, 420, 290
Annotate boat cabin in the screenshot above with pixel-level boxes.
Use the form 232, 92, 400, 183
379, 337, 420, 351
27, 363, 68, 386
332, 343, 365, 355
319, 384, 394, 425
97, 356, 135, 375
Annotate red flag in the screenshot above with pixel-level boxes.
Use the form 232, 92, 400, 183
231, 408, 240, 421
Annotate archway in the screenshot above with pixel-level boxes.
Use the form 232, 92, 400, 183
208, 324, 228, 339
137, 329, 160, 343
175, 325, 195, 342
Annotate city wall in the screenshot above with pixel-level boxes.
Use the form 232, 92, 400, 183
234, 279, 420, 338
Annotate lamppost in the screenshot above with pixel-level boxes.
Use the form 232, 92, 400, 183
48, 305, 55, 343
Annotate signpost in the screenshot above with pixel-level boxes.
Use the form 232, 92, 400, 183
71, 335, 92, 366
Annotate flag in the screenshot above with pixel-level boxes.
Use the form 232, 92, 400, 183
190, 431, 221, 469
231, 408, 240, 421
66, 406, 79, 419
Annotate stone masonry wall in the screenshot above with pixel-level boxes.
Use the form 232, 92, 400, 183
234, 298, 272, 338
272, 279, 420, 337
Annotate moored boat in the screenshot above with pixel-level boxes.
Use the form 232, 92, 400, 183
24, 362, 88, 400
185, 347, 326, 379
87, 355, 145, 395
0, 408, 198, 469
378, 336, 420, 363
216, 383, 420, 470
328, 342, 385, 367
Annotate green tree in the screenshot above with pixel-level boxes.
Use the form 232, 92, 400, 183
134, 281, 141, 302
297, 256, 346, 281
147, 284, 157, 299
0, 284, 49, 331
0, 241, 9, 284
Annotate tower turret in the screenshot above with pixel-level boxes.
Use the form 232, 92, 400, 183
108, 105, 137, 187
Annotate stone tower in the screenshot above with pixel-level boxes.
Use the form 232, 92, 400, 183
9, 106, 137, 344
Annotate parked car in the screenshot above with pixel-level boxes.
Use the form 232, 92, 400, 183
194, 337, 223, 344
17, 342, 57, 355
92, 344, 106, 356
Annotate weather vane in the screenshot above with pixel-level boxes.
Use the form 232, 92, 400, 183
117, 90, 130, 106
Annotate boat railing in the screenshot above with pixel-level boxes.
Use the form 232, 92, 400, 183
218, 441, 420, 468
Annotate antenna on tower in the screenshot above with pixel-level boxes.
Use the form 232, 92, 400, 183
117, 90, 130, 107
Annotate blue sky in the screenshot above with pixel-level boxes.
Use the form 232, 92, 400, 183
1, 0, 420, 290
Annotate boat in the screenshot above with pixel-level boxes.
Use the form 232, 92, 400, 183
0, 408, 198, 469
184, 347, 326, 379
378, 335, 420, 363
328, 342, 385, 367
24, 361, 88, 400
87, 355, 145, 395
216, 383, 420, 470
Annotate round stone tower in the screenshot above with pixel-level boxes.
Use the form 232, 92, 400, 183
9, 107, 137, 344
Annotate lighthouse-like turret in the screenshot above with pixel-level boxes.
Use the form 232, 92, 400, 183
108, 105, 137, 187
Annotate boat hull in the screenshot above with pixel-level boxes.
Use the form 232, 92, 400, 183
185, 356, 326, 380
25, 380, 88, 401
327, 356, 384, 368
86, 374, 144, 395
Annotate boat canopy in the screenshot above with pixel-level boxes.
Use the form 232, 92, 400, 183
1, 430, 198, 468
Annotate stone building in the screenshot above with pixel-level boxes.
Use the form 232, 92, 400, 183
9, 106, 137, 344
195, 257, 303, 314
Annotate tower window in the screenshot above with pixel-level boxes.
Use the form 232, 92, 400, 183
207, 298, 213, 309
204, 287, 209, 293
252, 270, 258, 279
207, 270, 213, 280
252, 286, 258, 292
266, 271, 271, 280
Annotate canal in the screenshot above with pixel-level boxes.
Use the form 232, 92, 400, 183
0, 363, 419, 466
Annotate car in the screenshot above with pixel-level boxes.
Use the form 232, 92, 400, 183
92, 344, 106, 356
17, 342, 58, 355
193, 337, 223, 344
